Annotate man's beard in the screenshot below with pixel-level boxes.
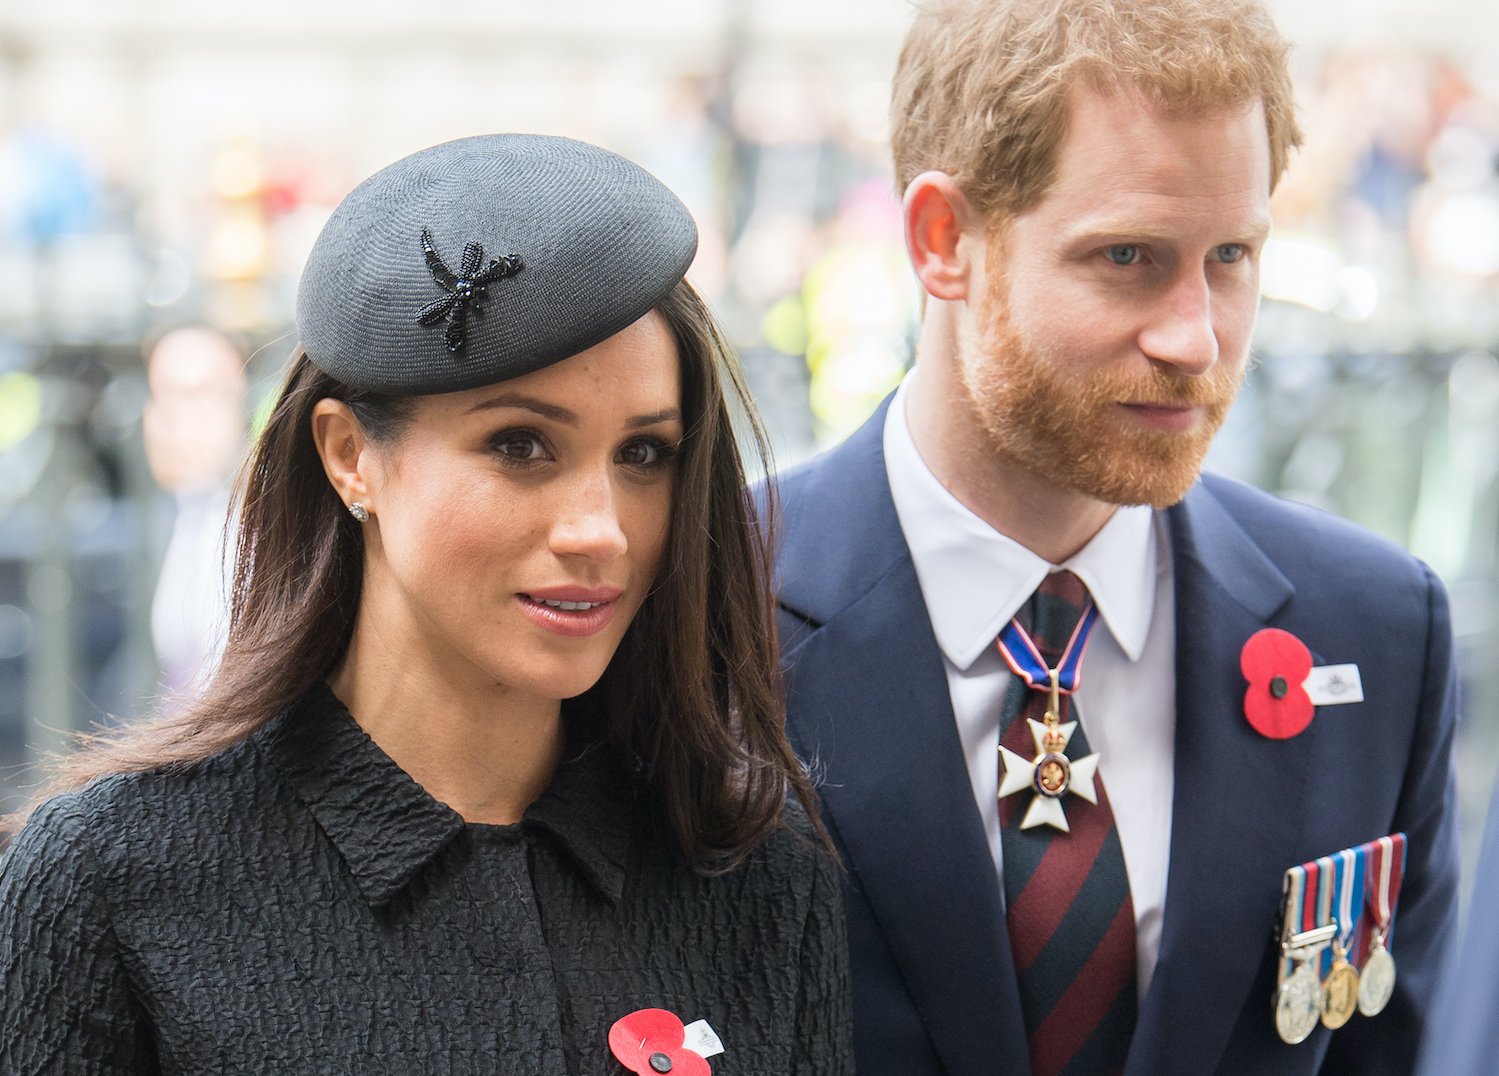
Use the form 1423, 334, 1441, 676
961, 297, 1246, 509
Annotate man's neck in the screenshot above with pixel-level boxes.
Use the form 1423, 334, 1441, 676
903, 359, 1118, 565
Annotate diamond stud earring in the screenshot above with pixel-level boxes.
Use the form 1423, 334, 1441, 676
349, 502, 370, 523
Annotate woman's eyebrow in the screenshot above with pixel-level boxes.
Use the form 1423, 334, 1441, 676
464, 393, 576, 423
464, 394, 681, 429
627, 408, 682, 429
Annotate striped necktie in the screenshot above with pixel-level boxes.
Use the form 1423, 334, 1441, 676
999, 570, 1137, 1075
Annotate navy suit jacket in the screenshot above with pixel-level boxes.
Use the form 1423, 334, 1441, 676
772, 400, 1458, 1075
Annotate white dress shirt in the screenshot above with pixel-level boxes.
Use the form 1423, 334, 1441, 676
883, 375, 1177, 996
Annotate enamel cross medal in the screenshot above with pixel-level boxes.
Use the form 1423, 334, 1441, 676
996, 602, 1101, 833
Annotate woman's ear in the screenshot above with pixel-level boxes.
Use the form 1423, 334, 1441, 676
902, 171, 982, 302
310, 399, 372, 512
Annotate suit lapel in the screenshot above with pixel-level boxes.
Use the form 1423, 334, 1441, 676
777, 402, 1030, 1075
1127, 480, 1305, 1076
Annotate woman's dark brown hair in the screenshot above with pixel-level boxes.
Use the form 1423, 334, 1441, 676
8, 280, 823, 872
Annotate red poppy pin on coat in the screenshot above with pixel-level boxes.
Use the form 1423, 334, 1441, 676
1240, 629, 1366, 739
609, 1009, 712, 1076
1240, 628, 1315, 739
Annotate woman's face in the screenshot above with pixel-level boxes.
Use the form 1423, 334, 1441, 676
353, 311, 682, 706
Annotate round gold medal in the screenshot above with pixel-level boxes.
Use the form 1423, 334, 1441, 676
1275, 964, 1323, 1045
1358, 944, 1396, 1017
1320, 958, 1360, 1029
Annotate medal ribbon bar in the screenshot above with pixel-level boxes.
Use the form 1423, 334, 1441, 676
1357, 833, 1406, 962
1315, 855, 1337, 977
1280, 864, 1309, 983
1301, 858, 1322, 936
1335, 847, 1364, 961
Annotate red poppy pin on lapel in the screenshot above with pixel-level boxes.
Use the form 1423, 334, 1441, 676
1240, 628, 1365, 739
609, 1009, 714, 1075
1241, 628, 1314, 739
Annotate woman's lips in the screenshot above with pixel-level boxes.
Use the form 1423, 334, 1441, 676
517, 587, 622, 638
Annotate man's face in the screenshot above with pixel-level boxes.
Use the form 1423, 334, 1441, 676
957, 86, 1272, 508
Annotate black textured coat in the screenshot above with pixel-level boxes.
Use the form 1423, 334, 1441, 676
0, 684, 851, 1074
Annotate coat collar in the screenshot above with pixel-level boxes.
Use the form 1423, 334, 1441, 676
259, 683, 633, 907
775, 396, 913, 629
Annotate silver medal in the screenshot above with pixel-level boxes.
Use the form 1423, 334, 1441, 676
1275, 963, 1324, 1045
1358, 943, 1396, 1017
1273, 921, 1336, 1046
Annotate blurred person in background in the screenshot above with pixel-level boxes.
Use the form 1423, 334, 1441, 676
1416, 777, 1499, 1075
142, 326, 247, 703
771, 0, 1458, 1073
0, 134, 849, 1073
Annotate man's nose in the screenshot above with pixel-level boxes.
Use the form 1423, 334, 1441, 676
1136, 271, 1220, 376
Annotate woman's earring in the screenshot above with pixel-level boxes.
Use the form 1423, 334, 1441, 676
349, 502, 370, 523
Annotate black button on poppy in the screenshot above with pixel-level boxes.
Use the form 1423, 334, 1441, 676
1270, 675, 1288, 699
649, 1052, 673, 1072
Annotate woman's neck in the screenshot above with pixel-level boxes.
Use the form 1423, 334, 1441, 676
327, 633, 565, 826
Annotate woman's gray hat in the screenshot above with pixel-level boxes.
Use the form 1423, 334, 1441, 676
296, 133, 698, 395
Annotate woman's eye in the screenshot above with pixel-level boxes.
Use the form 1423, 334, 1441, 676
1105, 245, 1140, 266
618, 439, 676, 469
491, 431, 548, 462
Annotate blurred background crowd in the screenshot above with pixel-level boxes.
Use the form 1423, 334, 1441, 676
1, 0, 1497, 892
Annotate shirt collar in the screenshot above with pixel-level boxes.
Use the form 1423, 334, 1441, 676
260, 682, 633, 907
884, 375, 1158, 671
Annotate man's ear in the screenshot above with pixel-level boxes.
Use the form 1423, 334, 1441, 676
902, 171, 981, 301
310, 399, 373, 512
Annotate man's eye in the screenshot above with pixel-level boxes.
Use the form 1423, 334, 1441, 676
1105, 245, 1140, 266
1213, 243, 1246, 263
